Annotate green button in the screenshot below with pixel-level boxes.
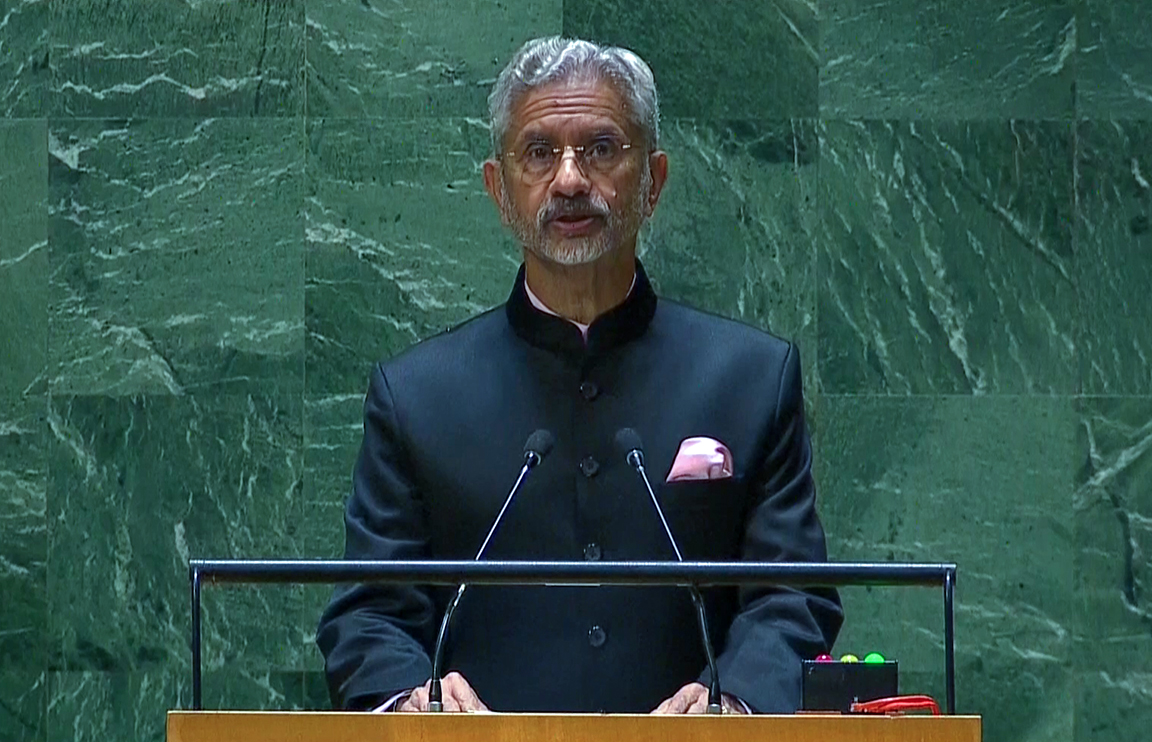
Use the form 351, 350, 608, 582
863, 652, 886, 664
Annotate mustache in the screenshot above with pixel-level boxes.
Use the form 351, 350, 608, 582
536, 196, 611, 225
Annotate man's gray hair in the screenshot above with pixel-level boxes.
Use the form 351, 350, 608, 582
488, 37, 660, 157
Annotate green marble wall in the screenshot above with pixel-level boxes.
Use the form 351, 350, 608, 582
1, 1, 1150, 740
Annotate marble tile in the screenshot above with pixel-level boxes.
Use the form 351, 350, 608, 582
0, 0, 50, 117
563, 0, 818, 118
305, 117, 516, 395
50, 0, 303, 117
45, 392, 309, 679
305, 0, 562, 118
303, 393, 362, 506
1076, 121, 1152, 395
301, 397, 385, 660
0, 119, 48, 397
0, 397, 47, 675
820, 0, 1076, 119
0, 671, 46, 742
817, 120, 1077, 395
47, 669, 183, 741
643, 119, 819, 391
200, 667, 311, 711
299, 500, 346, 558
1078, 0, 1152, 119
1074, 398, 1152, 742
816, 395, 1076, 742
48, 118, 304, 397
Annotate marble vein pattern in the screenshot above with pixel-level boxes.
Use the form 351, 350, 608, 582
1078, 0, 1152, 118
46, 392, 309, 676
44, 666, 323, 736
820, 0, 1076, 119
0, 0, 50, 117
0, 670, 46, 742
50, 0, 304, 117
1075, 398, 1152, 742
817, 120, 1077, 395
46, 666, 319, 738
1076, 121, 1152, 395
817, 395, 1076, 742
0, 397, 48, 742
43, 391, 320, 728
642, 119, 819, 391
303, 393, 361, 508
305, 117, 515, 394
305, 0, 562, 118
0, 397, 47, 666
563, 0, 819, 118
0, 119, 48, 398
47, 118, 305, 397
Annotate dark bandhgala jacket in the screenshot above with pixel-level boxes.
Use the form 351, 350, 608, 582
316, 262, 843, 713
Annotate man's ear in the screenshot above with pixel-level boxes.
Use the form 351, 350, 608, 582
482, 159, 509, 224
644, 150, 669, 218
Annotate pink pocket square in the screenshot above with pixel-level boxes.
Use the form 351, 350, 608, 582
665, 437, 734, 482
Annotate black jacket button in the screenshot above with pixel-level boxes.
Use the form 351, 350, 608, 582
584, 543, 602, 561
579, 381, 599, 401
588, 625, 607, 648
580, 456, 600, 478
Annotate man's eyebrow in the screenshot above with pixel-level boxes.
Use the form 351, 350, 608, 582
515, 126, 625, 144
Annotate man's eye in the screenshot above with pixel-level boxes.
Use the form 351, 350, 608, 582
524, 144, 554, 161
586, 139, 618, 160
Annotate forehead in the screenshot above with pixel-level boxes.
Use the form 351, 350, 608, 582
507, 79, 631, 141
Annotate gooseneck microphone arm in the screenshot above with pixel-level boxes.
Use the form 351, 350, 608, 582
617, 429, 724, 715
427, 429, 554, 712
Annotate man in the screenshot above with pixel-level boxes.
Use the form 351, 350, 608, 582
316, 37, 842, 714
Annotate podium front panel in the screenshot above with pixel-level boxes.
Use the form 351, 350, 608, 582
168, 711, 981, 742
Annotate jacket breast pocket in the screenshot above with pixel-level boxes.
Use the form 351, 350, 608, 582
658, 477, 747, 560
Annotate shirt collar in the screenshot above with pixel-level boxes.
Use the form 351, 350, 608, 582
523, 274, 637, 339
505, 260, 658, 358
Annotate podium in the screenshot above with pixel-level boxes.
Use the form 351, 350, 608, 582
184, 560, 970, 738
168, 711, 981, 742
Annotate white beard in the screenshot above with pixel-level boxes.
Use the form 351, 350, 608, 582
500, 169, 651, 266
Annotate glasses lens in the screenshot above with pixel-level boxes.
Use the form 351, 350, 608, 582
583, 137, 624, 170
519, 143, 557, 179
513, 137, 632, 182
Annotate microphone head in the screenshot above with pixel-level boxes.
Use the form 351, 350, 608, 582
524, 429, 555, 459
614, 427, 644, 457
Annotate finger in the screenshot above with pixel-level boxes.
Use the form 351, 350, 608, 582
666, 688, 693, 714
686, 692, 709, 715
722, 695, 745, 714
446, 677, 486, 712
651, 697, 671, 714
441, 693, 462, 712
454, 681, 489, 712
400, 687, 427, 712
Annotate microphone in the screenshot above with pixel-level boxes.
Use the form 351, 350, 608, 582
614, 428, 724, 715
427, 429, 554, 712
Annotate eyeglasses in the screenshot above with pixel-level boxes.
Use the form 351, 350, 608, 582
503, 136, 635, 183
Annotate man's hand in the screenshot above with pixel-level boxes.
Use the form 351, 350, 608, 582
651, 683, 746, 714
397, 672, 489, 712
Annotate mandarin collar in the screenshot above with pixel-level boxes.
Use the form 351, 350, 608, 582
505, 259, 658, 358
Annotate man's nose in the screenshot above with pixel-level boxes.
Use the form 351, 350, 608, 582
549, 148, 592, 197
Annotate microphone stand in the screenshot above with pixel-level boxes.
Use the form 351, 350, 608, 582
427, 444, 546, 712
626, 448, 724, 715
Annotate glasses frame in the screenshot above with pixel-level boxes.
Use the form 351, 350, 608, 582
501, 137, 638, 184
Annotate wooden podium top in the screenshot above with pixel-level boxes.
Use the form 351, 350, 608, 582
168, 711, 981, 742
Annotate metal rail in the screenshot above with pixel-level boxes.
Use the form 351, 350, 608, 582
189, 559, 958, 714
